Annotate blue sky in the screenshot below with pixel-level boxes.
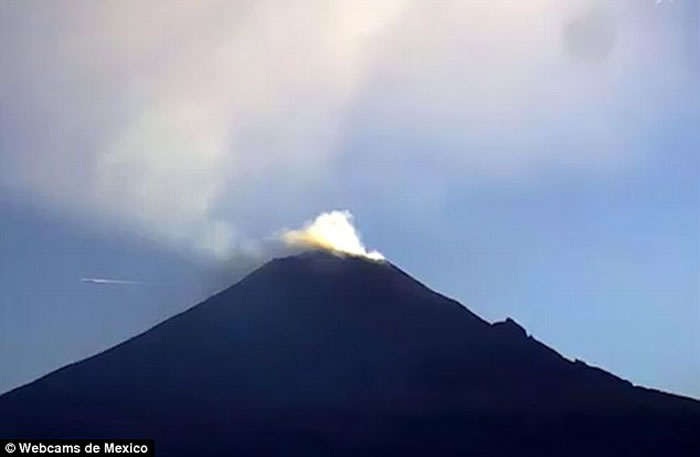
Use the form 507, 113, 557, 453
1, 0, 698, 397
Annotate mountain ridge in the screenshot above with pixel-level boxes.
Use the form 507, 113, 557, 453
1, 250, 698, 456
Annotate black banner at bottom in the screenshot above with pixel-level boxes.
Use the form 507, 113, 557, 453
0, 440, 154, 456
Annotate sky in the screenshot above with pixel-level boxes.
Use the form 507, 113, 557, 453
0, 0, 698, 398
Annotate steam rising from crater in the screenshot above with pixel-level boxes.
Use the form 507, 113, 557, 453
282, 211, 385, 261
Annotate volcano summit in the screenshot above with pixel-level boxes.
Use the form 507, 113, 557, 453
1, 251, 698, 456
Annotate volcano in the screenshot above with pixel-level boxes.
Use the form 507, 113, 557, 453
1, 251, 699, 456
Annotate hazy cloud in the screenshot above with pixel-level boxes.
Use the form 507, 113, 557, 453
0, 0, 694, 258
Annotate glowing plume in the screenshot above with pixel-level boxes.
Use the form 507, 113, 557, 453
282, 211, 385, 261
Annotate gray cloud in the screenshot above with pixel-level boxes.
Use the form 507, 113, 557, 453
0, 0, 693, 258
564, 6, 617, 62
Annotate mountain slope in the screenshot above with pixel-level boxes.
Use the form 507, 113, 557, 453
1, 251, 699, 456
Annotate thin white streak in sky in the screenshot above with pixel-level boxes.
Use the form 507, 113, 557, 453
80, 278, 145, 286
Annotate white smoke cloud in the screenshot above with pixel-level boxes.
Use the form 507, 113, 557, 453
0, 0, 692, 258
282, 211, 384, 261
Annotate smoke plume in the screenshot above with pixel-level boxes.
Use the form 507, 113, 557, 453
282, 211, 384, 261
0, 0, 693, 259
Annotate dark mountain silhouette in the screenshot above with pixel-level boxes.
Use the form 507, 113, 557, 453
2, 251, 699, 456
